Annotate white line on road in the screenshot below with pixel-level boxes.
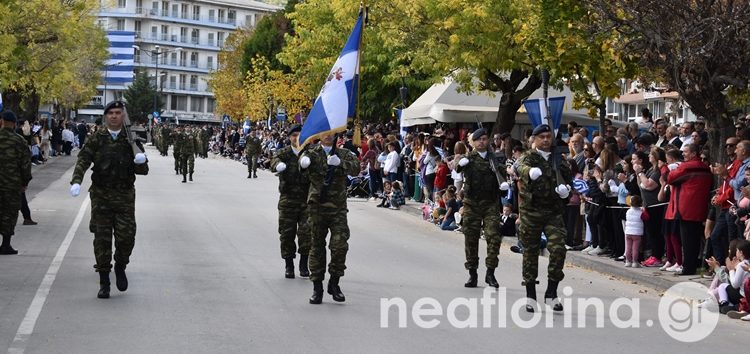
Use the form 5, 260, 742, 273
7, 196, 90, 354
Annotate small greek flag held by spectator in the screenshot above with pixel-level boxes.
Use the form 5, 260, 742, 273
298, 13, 363, 147
572, 178, 589, 195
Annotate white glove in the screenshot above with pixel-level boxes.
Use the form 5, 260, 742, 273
70, 183, 81, 197
555, 184, 571, 198
327, 154, 341, 166
275, 162, 287, 172
668, 163, 679, 171
459, 157, 469, 167
607, 179, 618, 191
529, 167, 542, 180
500, 182, 510, 191
134, 153, 147, 164
300, 156, 311, 169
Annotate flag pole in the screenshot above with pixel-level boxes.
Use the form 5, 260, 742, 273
352, 1, 366, 147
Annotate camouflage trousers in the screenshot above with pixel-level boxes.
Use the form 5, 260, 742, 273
174, 152, 181, 172
180, 154, 195, 175
308, 205, 349, 282
462, 199, 501, 269
519, 210, 567, 285
0, 190, 21, 236
89, 186, 136, 273
247, 154, 259, 174
278, 198, 311, 259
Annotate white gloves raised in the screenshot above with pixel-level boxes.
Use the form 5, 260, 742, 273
500, 182, 510, 191
134, 153, 147, 164
70, 183, 81, 197
275, 162, 287, 172
529, 167, 542, 180
459, 157, 469, 167
300, 156, 311, 169
327, 155, 341, 166
555, 184, 571, 198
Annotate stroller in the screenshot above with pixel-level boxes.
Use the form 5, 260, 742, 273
347, 173, 370, 198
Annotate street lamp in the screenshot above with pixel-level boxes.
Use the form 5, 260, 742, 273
133, 45, 182, 121
103, 61, 123, 105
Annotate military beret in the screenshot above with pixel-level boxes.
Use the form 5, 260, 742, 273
532, 124, 552, 136
1, 111, 17, 122
103, 100, 125, 115
287, 124, 302, 135
471, 128, 488, 141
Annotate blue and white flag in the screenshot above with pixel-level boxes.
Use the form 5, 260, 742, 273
104, 31, 136, 86
0, 91, 3, 111
523, 96, 566, 134
298, 14, 363, 147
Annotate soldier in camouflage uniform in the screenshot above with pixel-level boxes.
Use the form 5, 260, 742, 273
171, 126, 182, 175
201, 125, 212, 158
178, 126, 196, 183
192, 127, 202, 159
245, 130, 262, 178
300, 133, 359, 304
70, 101, 149, 299
455, 128, 506, 289
271, 125, 311, 279
0, 111, 32, 255
159, 124, 171, 156
515, 124, 572, 312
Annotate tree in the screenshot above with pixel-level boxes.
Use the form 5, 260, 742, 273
208, 29, 252, 122
0, 0, 109, 121
243, 56, 310, 122
587, 0, 750, 160
124, 71, 162, 125
240, 0, 298, 74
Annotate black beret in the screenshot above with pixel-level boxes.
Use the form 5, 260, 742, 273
287, 124, 302, 135
532, 124, 552, 136
103, 100, 125, 114
1, 111, 17, 122
471, 128, 488, 141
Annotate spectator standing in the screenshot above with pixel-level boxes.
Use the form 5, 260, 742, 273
62, 124, 75, 155
383, 141, 400, 182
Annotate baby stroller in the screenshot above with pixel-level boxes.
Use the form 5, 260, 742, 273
347, 173, 370, 198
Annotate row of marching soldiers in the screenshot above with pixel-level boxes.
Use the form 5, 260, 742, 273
152, 123, 211, 183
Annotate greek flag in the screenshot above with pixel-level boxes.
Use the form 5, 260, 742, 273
298, 14, 363, 147
0, 91, 3, 111
572, 178, 589, 195
523, 96, 565, 134
104, 31, 136, 85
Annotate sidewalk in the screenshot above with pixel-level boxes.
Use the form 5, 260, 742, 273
389, 199, 710, 293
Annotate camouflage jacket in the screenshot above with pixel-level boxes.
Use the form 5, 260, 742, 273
456, 149, 502, 203
515, 149, 572, 212
171, 131, 182, 152
178, 132, 196, 155
302, 144, 359, 208
0, 128, 32, 192
245, 136, 262, 155
71, 128, 148, 188
271, 145, 310, 199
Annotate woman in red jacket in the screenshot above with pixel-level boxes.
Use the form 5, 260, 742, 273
666, 143, 713, 275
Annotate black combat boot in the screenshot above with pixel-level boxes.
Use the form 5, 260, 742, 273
98, 272, 111, 299
253, 172, 258, 178
182, 175, 187, 183
327, 276, 345, 302
309, 280, 323, 304
175, 169, 179, 175
247, 172, 252, 179
189, 173, 193, 182
525, 282, 538, 313
485, 268, 499, 288
284, 258, 295, 279
114, 263, 128, 291
299, 254, 310, 277
544, 280, 563, 312
0, 235, 18, 255
464, 269, 478, 288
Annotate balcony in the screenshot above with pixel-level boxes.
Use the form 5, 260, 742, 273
189, 84, 199, 91
189, 60, 198, 68
138, 34, 220, 51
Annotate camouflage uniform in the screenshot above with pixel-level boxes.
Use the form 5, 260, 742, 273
515, 150, 571, 285
245, 135, 262, 176
271, 145, 311, 259
178, 131, 196, 177
456, 150, 502, 270
0, 127, 32, 244
159, 126, 171, 156
302, 144, 360, 282
201, 127, 212, 158
171, 129, 182, 173
71, 128, 148, 272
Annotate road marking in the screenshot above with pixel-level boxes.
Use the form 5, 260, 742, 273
7, 196, 90, 354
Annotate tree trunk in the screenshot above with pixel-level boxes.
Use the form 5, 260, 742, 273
3, 88, 40, 122
598, 102, 606, 138
707, 114, 733, 164
493, 91, 522, 136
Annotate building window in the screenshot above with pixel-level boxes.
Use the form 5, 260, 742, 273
134, 20, 141, 38
118, 0, 127, 8
207, 56, 214, 70
192, 5, 200, 21
207, 33, 215, 46
218, 9, 225, 23
217, 32, 225, 47
169, 76, 176, 89
228, 10, 236, 25
116, 19, 126, 31
208, 9, 215, 22
179, 74, 186, 90
206, 98, 215, 113
190, 97, 203, 112
191, 29, 200, 45
171, 95, 187, 111
189, 75, 198, 90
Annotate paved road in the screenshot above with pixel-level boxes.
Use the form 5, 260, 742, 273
0, 147, 746, 353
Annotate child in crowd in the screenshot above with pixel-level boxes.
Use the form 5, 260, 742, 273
433, 156, 449, 199
432, 190, 447, 225
717, 239, 750, 316
377, 180, 393, 208
389, 181, 405, 210
440, 189, 460, 230
454, 190, 465, 232
499, 204, 517, 238
624, 195, 645, 268
700, 240, 737, 308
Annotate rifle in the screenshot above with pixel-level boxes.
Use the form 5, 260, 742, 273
475, 118, 507, 188
320, 133, 340, 203
121, 106, 144, 156
540, 69, 566, 186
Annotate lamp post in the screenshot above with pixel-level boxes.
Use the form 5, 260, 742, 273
103, 61, 123, 105
133, 45, 182, 122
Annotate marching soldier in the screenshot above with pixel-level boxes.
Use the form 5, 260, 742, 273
455, 128, 506, 289
159, 123, 171, 156
179, 126, 197, 183
300, 133, 359, 304
515, 124, 572, 312
69, 101, 149, 298
271, 125, 311, 279
171, 126, 182, 175
245, 130, 262, 178
0, 111, 32, 255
